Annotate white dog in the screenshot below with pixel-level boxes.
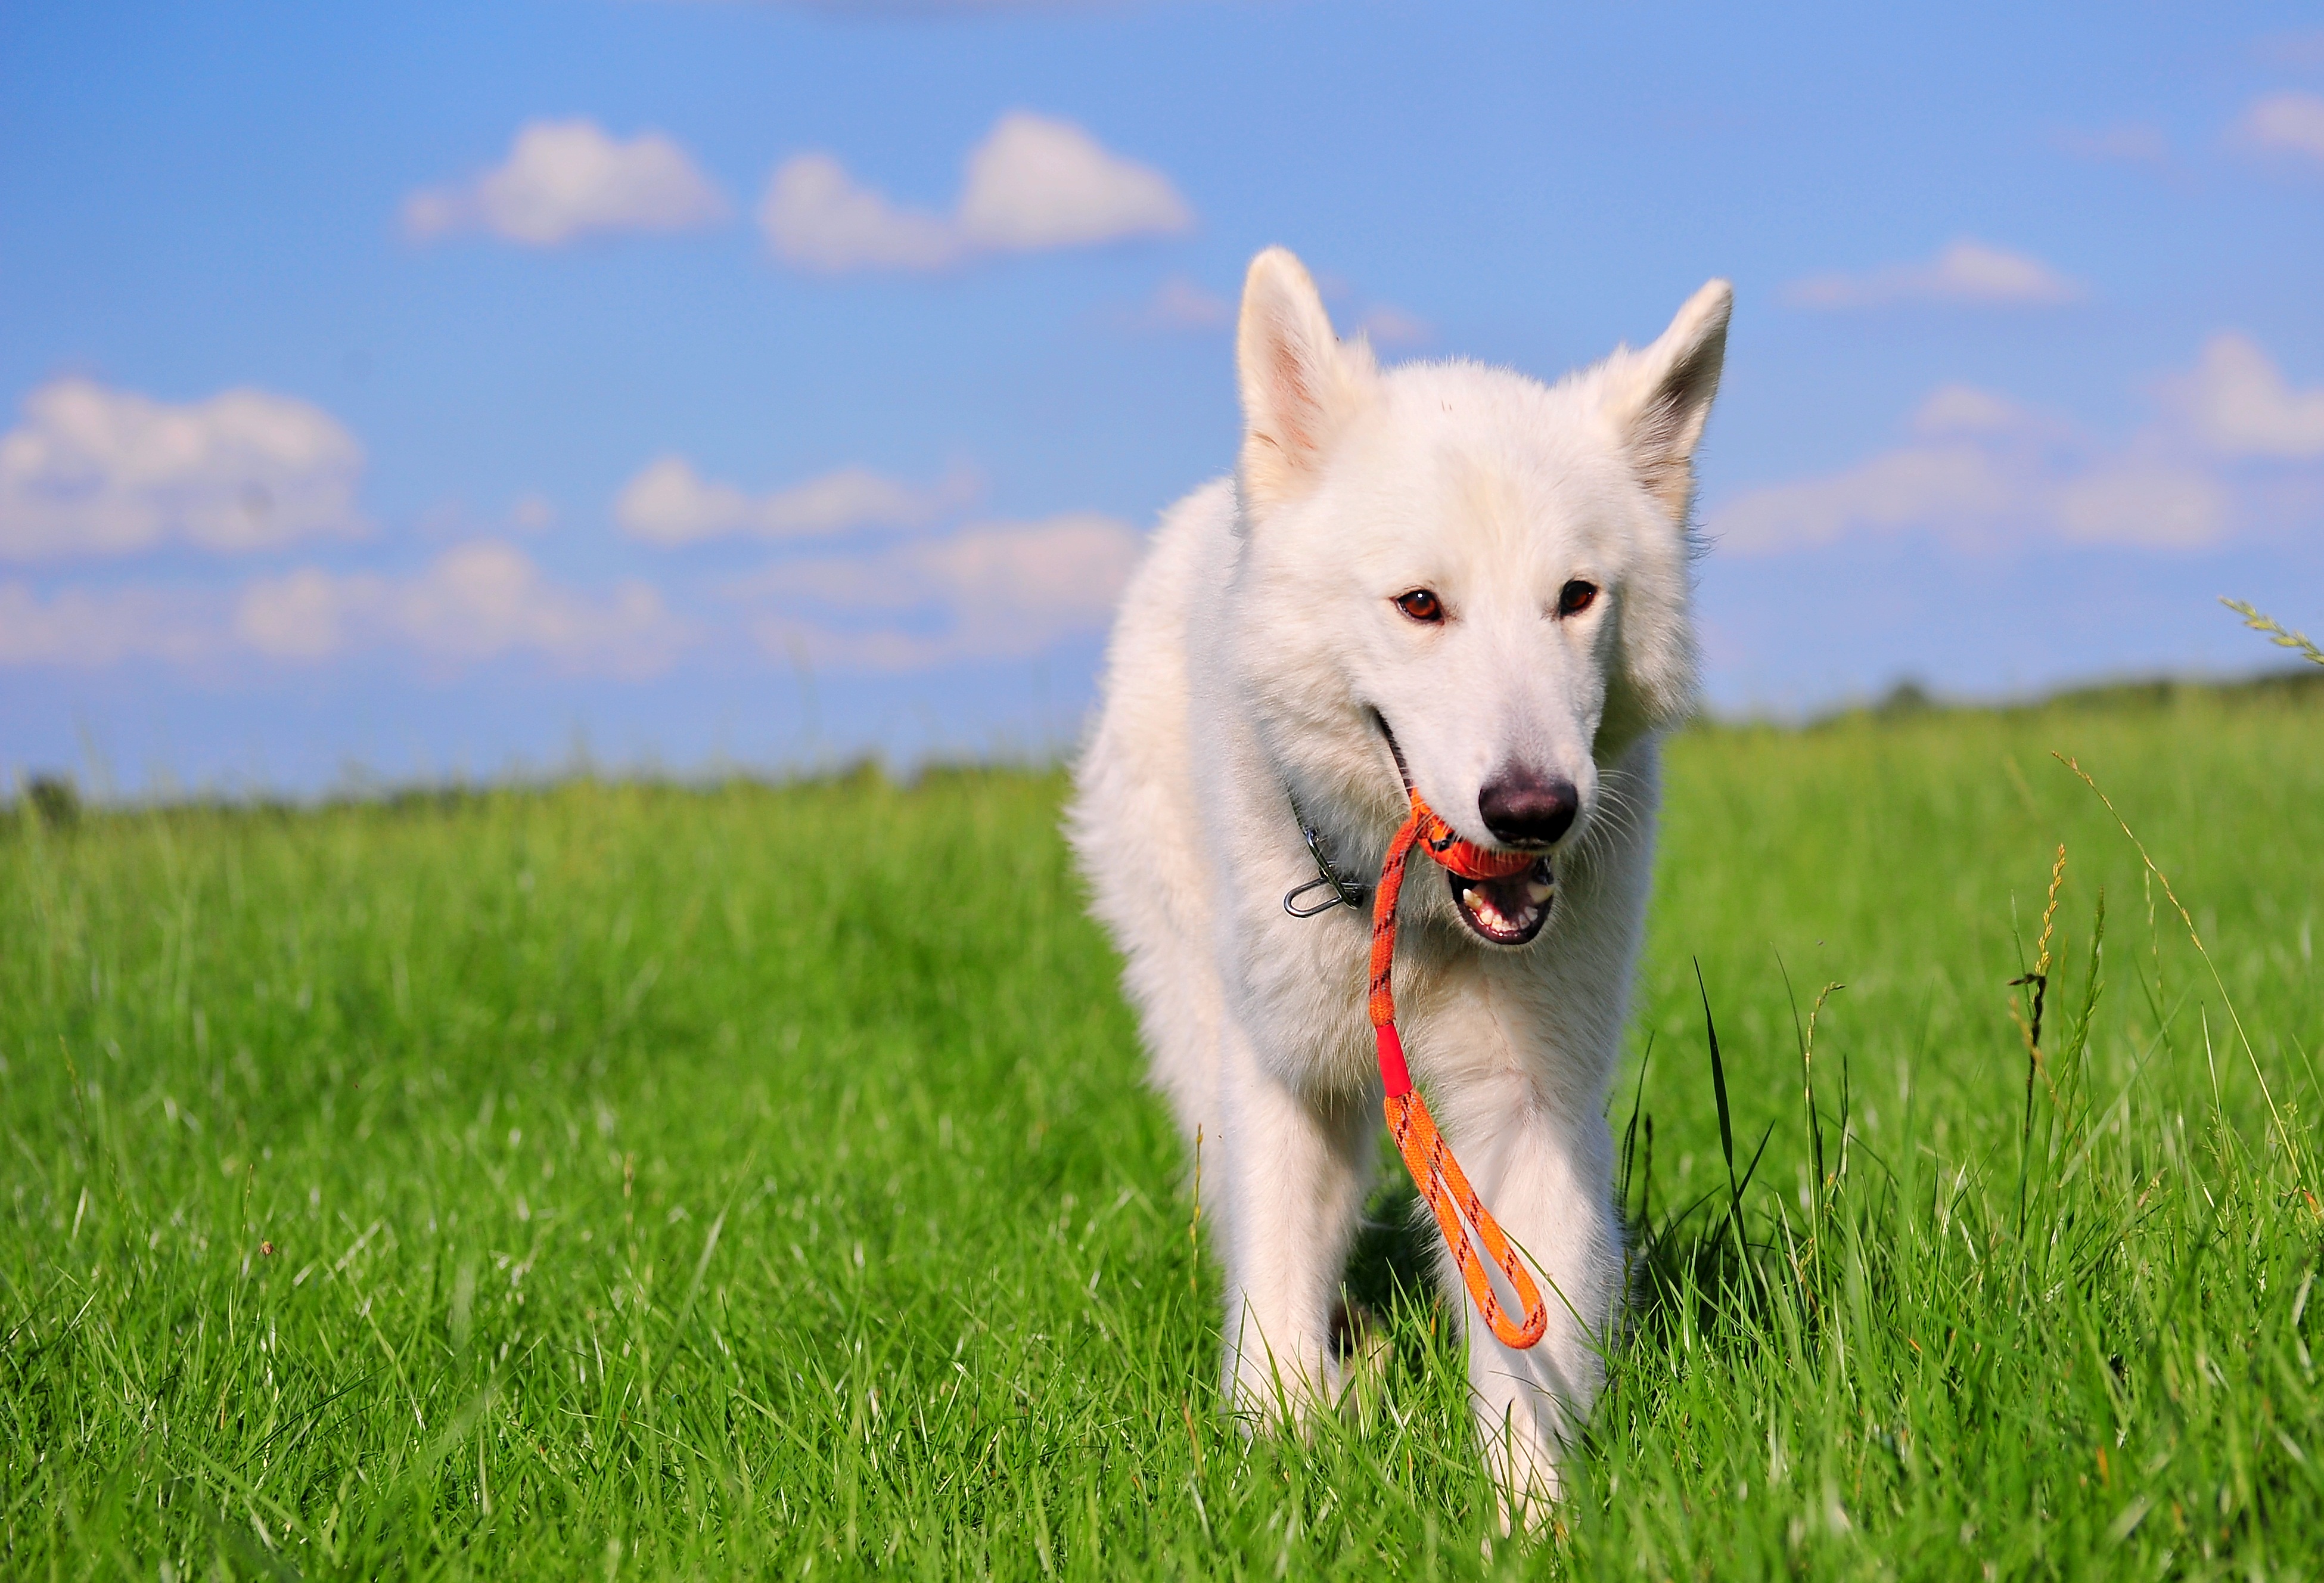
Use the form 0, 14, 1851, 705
1069, 246, 1729, 1511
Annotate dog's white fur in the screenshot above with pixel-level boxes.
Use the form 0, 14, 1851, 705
1069, 247, 1729, 1511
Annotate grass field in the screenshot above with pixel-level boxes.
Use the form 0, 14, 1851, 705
5, 681, 2322, 1579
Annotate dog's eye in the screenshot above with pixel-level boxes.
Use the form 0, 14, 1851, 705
1394, 588, 1444, 624
1557, 580, 1599, 617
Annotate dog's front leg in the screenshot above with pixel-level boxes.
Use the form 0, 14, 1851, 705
1213, 1019, 1375, 1430
1441, 1084, 1623, 1528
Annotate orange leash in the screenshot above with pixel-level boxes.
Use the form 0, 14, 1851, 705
1368, 793, 1551, 1350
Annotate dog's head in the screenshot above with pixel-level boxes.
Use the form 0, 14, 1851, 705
1230, 247, 1729, 946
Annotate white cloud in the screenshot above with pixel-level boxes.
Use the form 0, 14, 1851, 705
0, 377, 365, 560
0, 582, 218, 666
1709, 380, 2229, 555
613, 455, 978, 545
953, 112, 1192, 252
1715, 332, 2324, 558
234, 542, 688, 675
2235, 91, 2324, 164
2050, 462, 2227, 547
2167, 332, 2324, 459
416, 491, 563, 542
760, 111, 1191, 273
1910, 383, 2040, 436
1133, 275, 1232, 330
1787, 238, 2084, 309
2257, 29, 2324, 68
1353, 302, 1434, 349
0, 502, 1145, 678
2054, 122, 2169, 164
757, 154, 962, 271
405, 119, 729, 247
734, 511, 1141, 668
1114, 275, 1429, 344
508, 492, 558, 533
1106, 274, 1233, 334
760, 1, 1118, 10
0, 544, 685, 674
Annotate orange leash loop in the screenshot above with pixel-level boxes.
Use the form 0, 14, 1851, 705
1368, 793, 1549, 1351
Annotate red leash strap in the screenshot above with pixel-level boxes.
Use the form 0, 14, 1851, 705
1368, 794, 1550, 1350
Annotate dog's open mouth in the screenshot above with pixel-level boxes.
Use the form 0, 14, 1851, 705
1445, 858, 1555, 945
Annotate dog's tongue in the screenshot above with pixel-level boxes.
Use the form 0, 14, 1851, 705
1446, 858, 1556, 943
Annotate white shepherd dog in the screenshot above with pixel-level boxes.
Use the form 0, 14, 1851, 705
1069, 246, 1729, 1514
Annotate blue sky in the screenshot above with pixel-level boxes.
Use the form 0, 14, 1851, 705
4, 1, 2321, 794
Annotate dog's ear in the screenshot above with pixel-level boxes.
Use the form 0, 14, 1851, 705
1236, 247, 1377, 518
1607, 279, 1732, 520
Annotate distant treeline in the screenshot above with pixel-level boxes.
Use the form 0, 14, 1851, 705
1775, 663, 2324, 732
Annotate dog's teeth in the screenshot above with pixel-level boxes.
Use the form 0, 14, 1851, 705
1525, 879, 1555, 905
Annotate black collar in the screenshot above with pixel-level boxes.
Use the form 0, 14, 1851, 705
1282, 787, 1369, 917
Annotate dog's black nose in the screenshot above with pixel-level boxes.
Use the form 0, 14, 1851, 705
1478, 766, 1579, 847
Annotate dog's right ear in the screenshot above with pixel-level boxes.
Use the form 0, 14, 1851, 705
1236, 247, 1376, 518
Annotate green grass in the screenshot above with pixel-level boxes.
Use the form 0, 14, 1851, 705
4, 688, 2321, 1579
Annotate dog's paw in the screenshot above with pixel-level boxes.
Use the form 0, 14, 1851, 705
1224, 1340, 1342, 1437
1479, 1414, 1566, 1541
1331, 1297, 1389, 1385
1326, 1296, 1393, 1427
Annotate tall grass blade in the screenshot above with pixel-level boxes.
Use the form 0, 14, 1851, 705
2222, 597, 2324, 668
1618, 1032, 1654, 1224
1695, 958, 1739, 1216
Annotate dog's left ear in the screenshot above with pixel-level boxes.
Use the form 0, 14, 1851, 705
1607, 279, 1732, 521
